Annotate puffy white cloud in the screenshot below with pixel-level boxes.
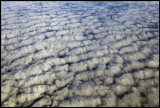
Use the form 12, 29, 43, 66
69, 61, 88, 72
32, 85, 47, 93
55, 76, 73, 88
111, 85, 129, 96
56, 29, 69, 36
133, 69, 154, 79
119, 44, 139, 54
117, 87, 141, 107
75, 72, 90, 81
123, 61, 145, 72
146, 60, 159, 68
104, 77, 114, 84
115, 73, 134, 86
1, 1, 159, 107
74, 35, 85, 41
101, 91, 117, 107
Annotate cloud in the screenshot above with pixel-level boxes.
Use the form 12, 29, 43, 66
117, 87, 141, 107
59, 97, 101, 107
133, 69, 155, 79
146, 60, 159, 68
115, 73, 134, 86
1, 1, 159, 107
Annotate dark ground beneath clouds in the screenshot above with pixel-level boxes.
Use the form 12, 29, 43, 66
1, 1, 159, 107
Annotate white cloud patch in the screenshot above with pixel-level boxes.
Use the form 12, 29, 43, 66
1, 1, 159, 107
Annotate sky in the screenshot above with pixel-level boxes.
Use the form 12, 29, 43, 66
1, 1, 159, 107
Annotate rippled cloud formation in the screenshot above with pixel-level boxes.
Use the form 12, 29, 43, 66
1, 1, 159, 107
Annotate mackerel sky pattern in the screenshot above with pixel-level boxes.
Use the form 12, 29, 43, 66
1, 1, 159, 107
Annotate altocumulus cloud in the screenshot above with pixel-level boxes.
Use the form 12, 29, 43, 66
1, 1, 159, 107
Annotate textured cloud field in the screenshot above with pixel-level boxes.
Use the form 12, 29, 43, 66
1, 1, 159, 107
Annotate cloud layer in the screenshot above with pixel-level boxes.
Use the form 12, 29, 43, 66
1, 1, 159, 107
